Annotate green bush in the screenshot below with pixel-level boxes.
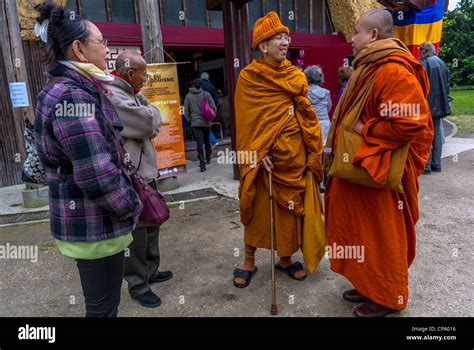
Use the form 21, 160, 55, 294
439, 0, 474, 87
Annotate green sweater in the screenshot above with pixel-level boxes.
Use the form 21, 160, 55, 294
56, 232, 133, 260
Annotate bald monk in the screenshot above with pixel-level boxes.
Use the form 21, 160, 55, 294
324, 9, 434, 317
233, 12, 324, 288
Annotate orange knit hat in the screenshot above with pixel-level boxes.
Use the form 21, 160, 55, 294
251, 11, 289, 50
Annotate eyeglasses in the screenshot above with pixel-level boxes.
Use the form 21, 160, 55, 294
85, 38, 108, 47
271, 35, 292, 44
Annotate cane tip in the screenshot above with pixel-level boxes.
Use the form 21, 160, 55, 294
271, 304, 278, 315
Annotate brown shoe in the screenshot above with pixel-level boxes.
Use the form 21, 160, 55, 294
342, 289, 367, 303
353, 299, 398, 318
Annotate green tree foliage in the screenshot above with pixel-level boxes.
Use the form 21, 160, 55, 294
439, 0, 474, 86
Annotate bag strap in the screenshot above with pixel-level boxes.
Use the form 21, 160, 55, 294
339, 69, 379, 130
100, 112, 137, 172
91, 92, 138, 175
201, 92, 207, 105
136, 147, 144, 171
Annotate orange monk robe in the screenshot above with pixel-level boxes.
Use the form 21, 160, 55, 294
325, 53, 434, 310
235, 58, 324, 257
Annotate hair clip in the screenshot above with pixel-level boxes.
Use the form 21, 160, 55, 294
34, 19, 49, 44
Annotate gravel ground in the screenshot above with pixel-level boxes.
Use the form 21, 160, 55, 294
0, 150, 472, 317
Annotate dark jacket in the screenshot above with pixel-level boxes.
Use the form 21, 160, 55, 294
420, 54, 451, 118
35, 62, 143, 243
201, 78, 220, 107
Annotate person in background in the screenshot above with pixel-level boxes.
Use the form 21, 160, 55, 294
419, 41, 451, 174
109, 50, 173, 309
201, 72, 220, 149
217, 89, 231, 137
337, 66, 354, 104
304, 65, 332, 144
209, 126, 219, 149
184, 78, 217, 172
34, 2, 142, 317
200, 72, 220, 108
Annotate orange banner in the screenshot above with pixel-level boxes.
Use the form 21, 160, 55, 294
141, 63, 186, 178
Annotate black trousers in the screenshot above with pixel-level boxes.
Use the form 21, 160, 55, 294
192, 126, 212, 162
76, 250, 125, 317
124, 180, 161, 298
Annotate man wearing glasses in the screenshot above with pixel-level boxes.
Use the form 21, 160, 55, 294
233, 12, 324, 289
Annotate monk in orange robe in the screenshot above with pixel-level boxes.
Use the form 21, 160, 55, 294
233, 12, 324, 288
324, 9, 434, 317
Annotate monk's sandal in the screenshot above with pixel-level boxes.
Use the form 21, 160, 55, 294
233, 267, 258, 288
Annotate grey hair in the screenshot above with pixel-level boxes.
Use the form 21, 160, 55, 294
304, 65, 324, 85
419, 42, 436, 55
201, 72, 209, 80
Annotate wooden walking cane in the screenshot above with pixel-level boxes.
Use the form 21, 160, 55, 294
269, 165, 278, 315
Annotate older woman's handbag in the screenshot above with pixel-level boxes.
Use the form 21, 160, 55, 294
116, 141, 169, 227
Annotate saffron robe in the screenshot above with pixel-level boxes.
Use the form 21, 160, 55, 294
235, 58, 324, 257
325, 39, 434, 310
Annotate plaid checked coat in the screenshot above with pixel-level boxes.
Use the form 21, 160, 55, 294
35, 62, 143, 242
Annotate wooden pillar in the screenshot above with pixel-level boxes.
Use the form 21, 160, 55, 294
222, 0, 251, 180
139, 0, 165, 63
0, 0, 32, 168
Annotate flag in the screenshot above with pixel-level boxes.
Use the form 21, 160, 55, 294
391, 0, 445, 59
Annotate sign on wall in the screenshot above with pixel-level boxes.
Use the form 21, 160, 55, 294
9, 82, 29, 108
105, 46, 141, 72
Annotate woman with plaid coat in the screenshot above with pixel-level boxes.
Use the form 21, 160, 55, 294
34, 3, 142, 317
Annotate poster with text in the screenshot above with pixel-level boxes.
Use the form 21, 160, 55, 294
141, 63, 186, 178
